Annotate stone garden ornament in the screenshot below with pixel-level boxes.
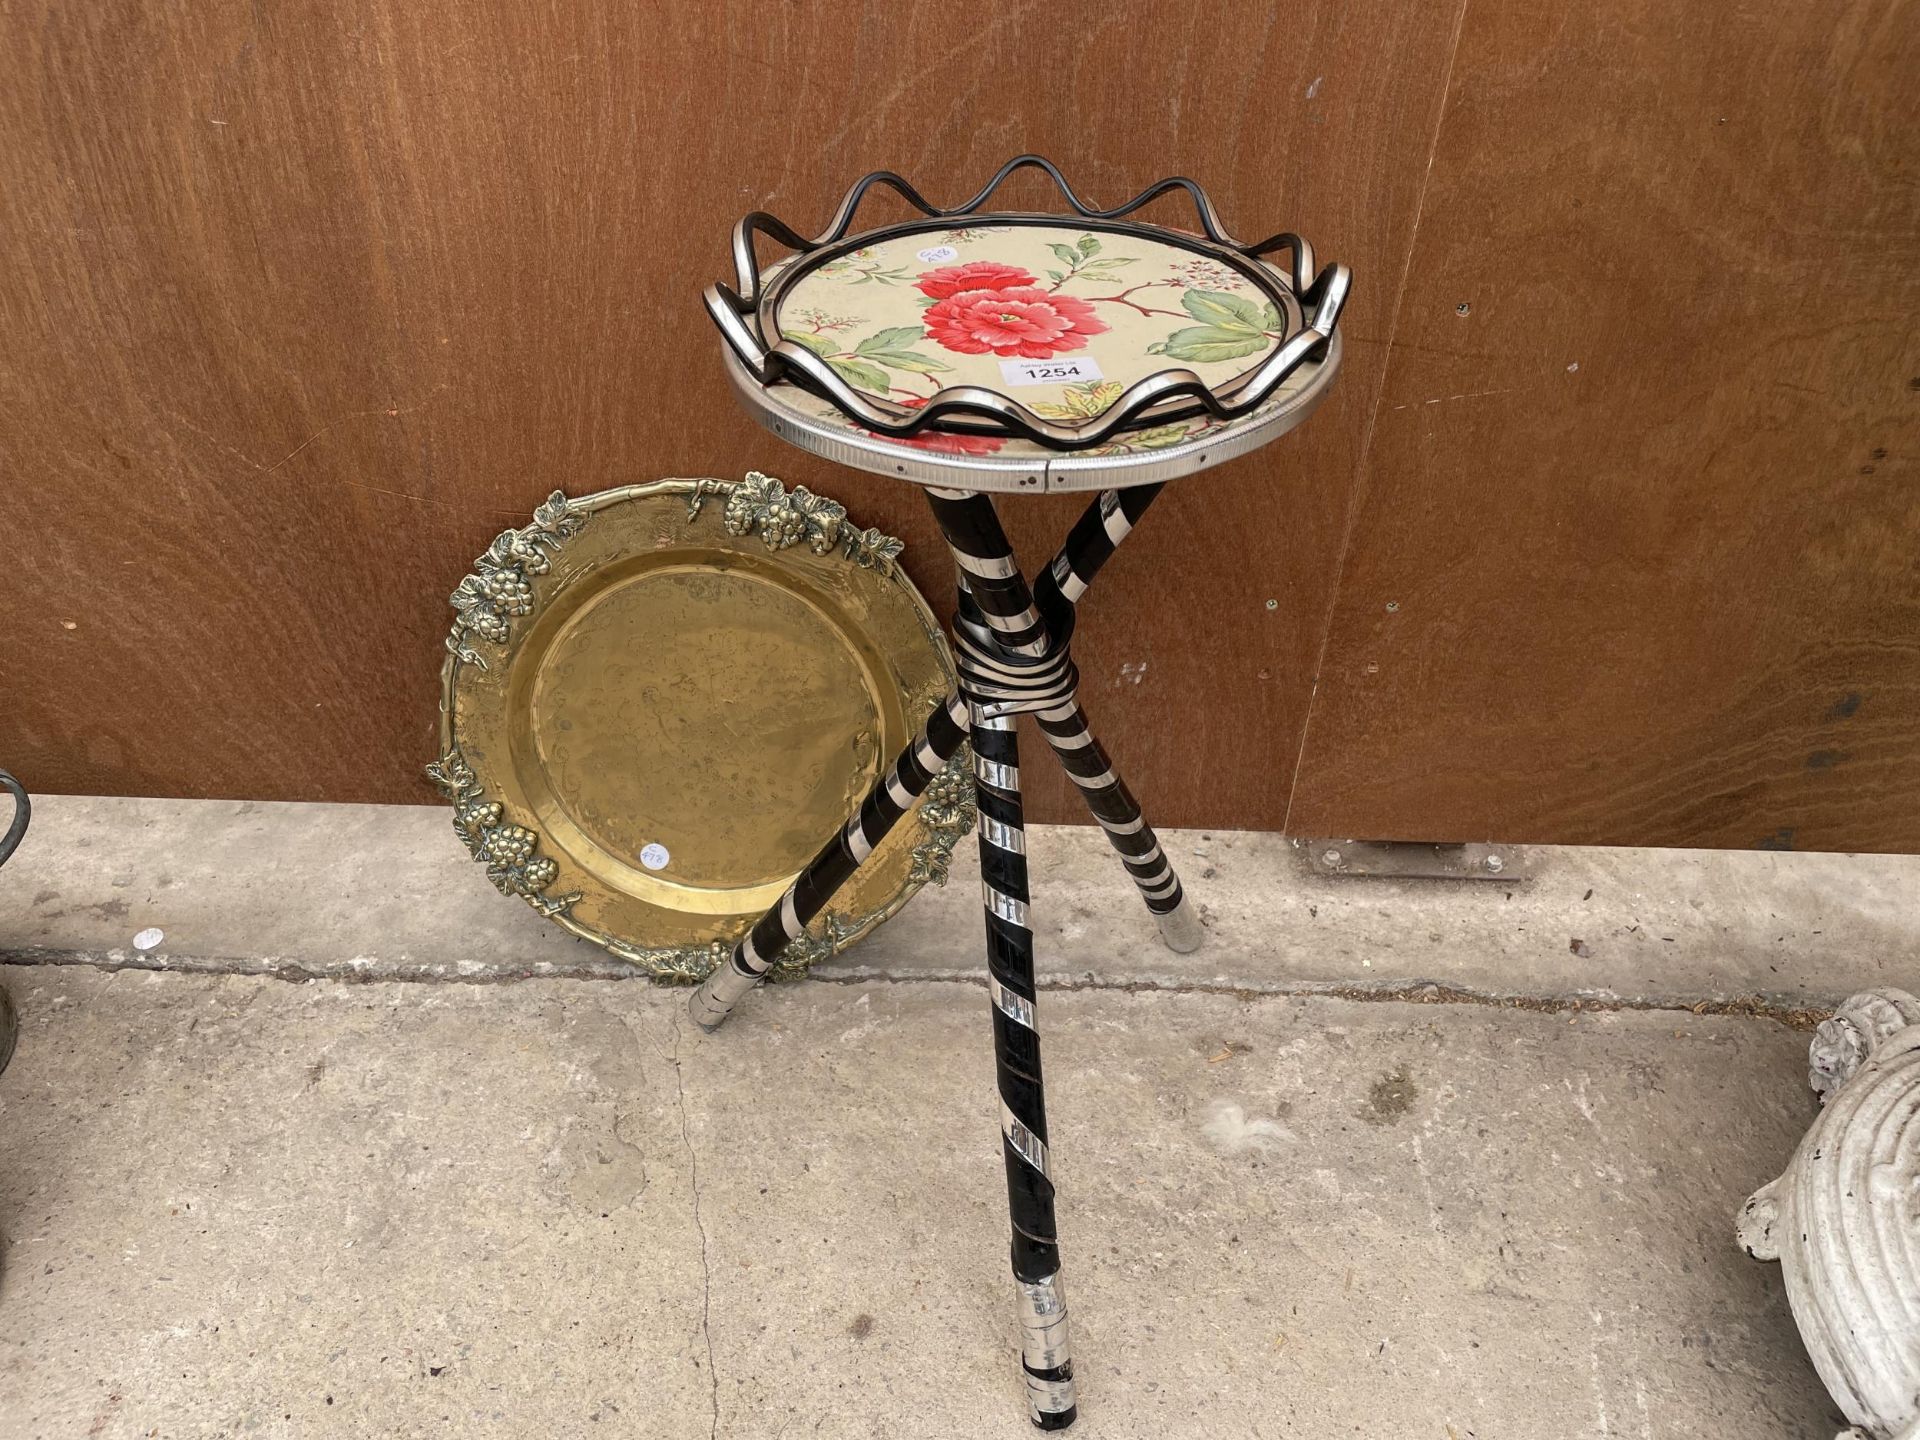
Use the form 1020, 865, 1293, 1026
1740, 987, 1920, 1439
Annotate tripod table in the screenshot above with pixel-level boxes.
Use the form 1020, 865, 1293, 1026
689, 156, 1349, 1429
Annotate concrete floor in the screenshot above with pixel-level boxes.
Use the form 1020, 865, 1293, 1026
3, 796, 1906, 1438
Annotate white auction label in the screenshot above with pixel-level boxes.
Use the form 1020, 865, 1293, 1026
998, 356, 1105, 387
638, 843, 670, 871
915, 244, 959, 263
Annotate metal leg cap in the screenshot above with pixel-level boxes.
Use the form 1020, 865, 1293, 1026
1153, 896, 1205, 954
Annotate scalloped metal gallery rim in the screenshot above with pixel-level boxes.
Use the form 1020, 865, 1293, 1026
427, 476, 971, 983
703, 153, 1351, 449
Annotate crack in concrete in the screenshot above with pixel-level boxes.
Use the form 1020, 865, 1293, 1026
667, 1013, 721, 1440
805, 967, 1836, 1031
0, 946, 1833, 1031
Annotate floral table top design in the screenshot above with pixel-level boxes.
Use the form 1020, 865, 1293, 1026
771, 222, 1302, 425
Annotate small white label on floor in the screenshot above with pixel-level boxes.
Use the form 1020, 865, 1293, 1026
133, 927, 164, 952
915, 244, 959, 263
638, 843, 670, 871
998, 356, 1104, 387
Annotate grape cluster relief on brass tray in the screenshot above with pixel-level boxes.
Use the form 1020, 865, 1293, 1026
424, 747, 582, 920
445, 489, 587, 666
686, 469, 905, 571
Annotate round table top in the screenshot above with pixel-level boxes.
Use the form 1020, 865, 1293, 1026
724, 216, 1341, 492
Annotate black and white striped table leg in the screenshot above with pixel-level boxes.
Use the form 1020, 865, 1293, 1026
1030, 486, 1165, 638
1031, 700, 1204, 953
980, 482, 1204, 955
971, 705, 1076, 1430
687, 692, 971, 1030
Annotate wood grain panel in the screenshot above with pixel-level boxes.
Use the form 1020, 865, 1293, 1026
1285, 0, 1920, 851
0, 0, 1460, 828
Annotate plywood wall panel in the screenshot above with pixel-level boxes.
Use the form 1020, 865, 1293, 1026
0, 0, 1461, 828
1282, 0, 1920, 851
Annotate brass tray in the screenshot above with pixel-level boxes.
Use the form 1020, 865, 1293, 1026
427, 475, 971, 981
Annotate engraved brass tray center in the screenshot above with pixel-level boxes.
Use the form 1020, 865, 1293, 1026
519, 549, 898, 910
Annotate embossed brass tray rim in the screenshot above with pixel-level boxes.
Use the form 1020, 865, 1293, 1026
428, 475, 972, 983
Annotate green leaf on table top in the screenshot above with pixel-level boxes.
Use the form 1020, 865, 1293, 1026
826, 357, 893, 392
783, 331, 838, 356
862, 350, 951, 374
1150, 325, 1273, 364
1127, 422, 1193, 450
1180, 289, 1270, 333
855, 326, 930, 356
1031, 380, 1123, 420
1049, 243, 1083, 270
1076, 234, 1102, 257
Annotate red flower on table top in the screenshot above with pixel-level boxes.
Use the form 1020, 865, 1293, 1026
864, 396, 1005, 457
921, 287, 1109, 360
914, 261, 1037, 300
